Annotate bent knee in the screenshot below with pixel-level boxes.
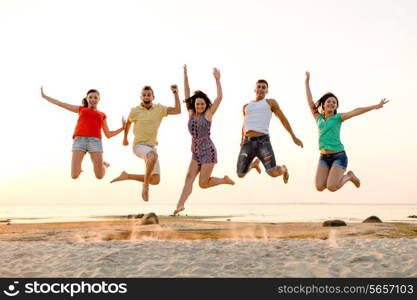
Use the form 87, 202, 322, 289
237, 173, 245, 178
95, 174, 104, 180
266, 166, 280, 177
316, 185, 326, 192
150, 177, 160, 185
199, 182, 209, 189
147, 152, 158, 161
327, 185, 339, 192
71, 174, 80, 180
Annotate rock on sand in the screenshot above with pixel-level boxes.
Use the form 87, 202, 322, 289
322, 220, 347, 227
140, 213, 159, 225
362, 216, 383, 223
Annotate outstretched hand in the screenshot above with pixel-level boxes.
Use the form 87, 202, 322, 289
375, 98, 389, 109
293, 136, 304, 148
171, 84, 178, 94
183, 64, 187, 75
305, 71, 310, 83
213, 68, 221, 80
121, 117, 126, 129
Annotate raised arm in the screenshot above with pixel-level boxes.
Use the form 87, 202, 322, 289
167, 85, 181, 115
102, 117, 126, 139
268, 99, 304, 148
207, 68, 223, 118
41, 86, 79, 113
341, 98, 389, 121
123, 119, 132, 146
305, 72, 319, 120
183, 64, 191, 99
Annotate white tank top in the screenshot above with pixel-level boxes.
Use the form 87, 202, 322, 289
243, 98, 272, 134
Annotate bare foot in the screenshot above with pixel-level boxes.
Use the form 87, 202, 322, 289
142, 184, 149, 202
110, 171, 128, 183
281, 165, 289, 184
172, 206, 185, 216
224, 175, 235, 185
348, 171, 361, 188
250, 159, 261, 174
103, 161, 110, 168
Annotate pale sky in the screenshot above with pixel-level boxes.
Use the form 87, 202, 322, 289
1, 0, 416, 206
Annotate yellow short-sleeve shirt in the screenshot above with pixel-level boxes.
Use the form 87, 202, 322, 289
128, 103, 168, 147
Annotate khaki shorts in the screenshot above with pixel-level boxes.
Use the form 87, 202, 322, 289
132, 143, 160, 175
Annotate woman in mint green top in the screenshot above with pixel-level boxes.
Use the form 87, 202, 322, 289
317, 113, 345, 151
305, 72, 388, 192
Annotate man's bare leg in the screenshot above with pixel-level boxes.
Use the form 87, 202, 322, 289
250, 159, 261, 174
110, 171, 130, 183
142, 151, 158, 201
111, 172, 160, 184
266, 165, 289, 183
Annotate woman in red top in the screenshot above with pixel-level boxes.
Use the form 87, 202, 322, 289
41, 87, 125, 180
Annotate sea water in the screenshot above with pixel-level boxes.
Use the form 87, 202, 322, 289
1, 202, 416, 224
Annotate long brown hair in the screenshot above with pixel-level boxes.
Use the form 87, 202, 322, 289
184, 90, 212, 113
314, 92, 339, 114
82, 89, 100, 107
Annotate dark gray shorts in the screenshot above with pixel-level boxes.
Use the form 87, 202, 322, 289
237, 134, 277, 175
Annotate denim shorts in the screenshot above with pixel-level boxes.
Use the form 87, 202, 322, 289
319, 151, 348, 169
72, 136, 103, 153
237, 134, 277, 175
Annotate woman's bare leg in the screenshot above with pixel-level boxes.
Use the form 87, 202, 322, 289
71, 150, 86, 179
315, 164, 330, 191
326, 166, 360, 192
89, 152, 108, 180
173, 160, 200, 216
199, 163, 235, 189
348, 170, 361, 188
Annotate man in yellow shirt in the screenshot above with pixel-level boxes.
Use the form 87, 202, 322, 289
111, 85, 181, 201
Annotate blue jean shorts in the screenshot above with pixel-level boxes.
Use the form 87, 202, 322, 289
319, 151, 348, 169
72, 136, 103, 153
237, 134, 277, 175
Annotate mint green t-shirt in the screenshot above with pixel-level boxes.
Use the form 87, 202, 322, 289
317, 113, 345, 151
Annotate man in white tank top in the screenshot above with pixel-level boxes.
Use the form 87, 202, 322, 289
236, 80, 303, 183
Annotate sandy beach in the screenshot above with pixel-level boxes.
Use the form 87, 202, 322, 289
1, 218, 416, 277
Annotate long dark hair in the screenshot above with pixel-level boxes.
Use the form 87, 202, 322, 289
82, 89, 100, 107
184, 90, 212, 113
314, 92, 339, 114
